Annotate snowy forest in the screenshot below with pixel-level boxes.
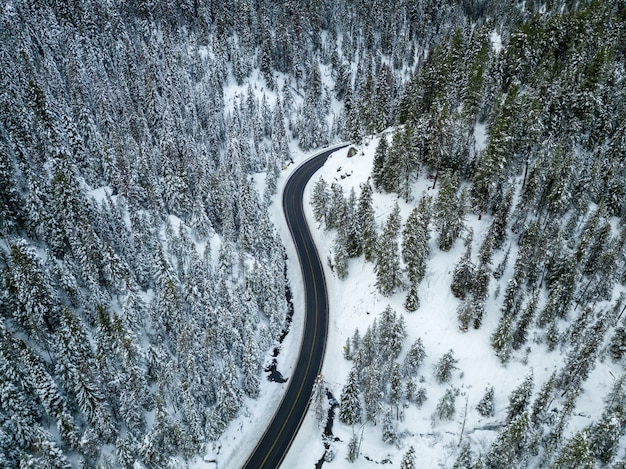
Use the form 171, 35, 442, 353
1, 0, 626, 467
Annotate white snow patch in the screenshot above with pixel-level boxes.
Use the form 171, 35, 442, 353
490, 30, 503, 54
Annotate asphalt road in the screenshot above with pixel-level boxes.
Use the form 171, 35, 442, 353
243, 144, 348, 469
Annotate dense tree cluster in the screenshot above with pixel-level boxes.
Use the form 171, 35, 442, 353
321, 0, 626, 466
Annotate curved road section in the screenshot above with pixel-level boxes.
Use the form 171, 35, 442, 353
243, 144, 348, 469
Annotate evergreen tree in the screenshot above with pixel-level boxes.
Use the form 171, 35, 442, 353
402, 197, 432, 311
375, 203, 403, 296
477, 386, 496, 418
364, 363, 382, 423
451, 233, 475, 299
311, 177, 329, 227
346, 433, 360, 463
389, 363, 402, 419
507, 373, 533, 423
434, 387, 459, 421
339, 368, 362, 426
357, 182, 377, 262
381, 407, 397, 444
485, 412, 530, 469
550, 430, 594, 469
403, 338, 427, 378
400, 446, 416, 469
491, 313, 513, 364
434, 350, 458, 384
434, 171, 465, 251
512, 292, 539, 350
453, 443, 473, 469
372, 136, 389, 190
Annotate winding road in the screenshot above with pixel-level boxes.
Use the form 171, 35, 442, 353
243, 144, 348, 469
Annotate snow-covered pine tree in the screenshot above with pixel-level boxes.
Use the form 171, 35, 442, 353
339, 368, 362, 426
476, 386, 496, 418
507, 373, 533, 423
311, 177, 329, 227
451, 232, 475, 300
434, 170, 465, 251
357, 182, 377, 262
375, 202, 403, 296
434, 387, 459, 422
372, 135, 389, 190
400, 446, 417, 469
403, 338, 426, 378
402, 197, 432, 311
434, 349, 458, 384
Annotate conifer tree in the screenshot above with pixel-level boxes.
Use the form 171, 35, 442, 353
507, 373, 533, 423
477, 386, 496, 418
401, 446, 417, 469
389, 363, 402, 419
453, 443, 473, 469
402, 197, 431, 310
339, 368, 362, 426
372, 135, 389, 190
364, 363, 382, 423
357, 182, 377, 262
485, 412, 529, 469
382, 131, 403, 193
434, 349, 458, 384
491, 313, 514, 364
346, 433, 360, 462
451, 233, 475, 299
434, 387, 459, 421
434, 171, 465, 251
403, 338, 426, 378
550, 430, 594, 469
311, 177, 329, 227
512, 292, 538, 350
375, 203, 403, 296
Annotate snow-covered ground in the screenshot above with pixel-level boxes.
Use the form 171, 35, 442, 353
191, 134, 623, 468
279, 136, 622, 468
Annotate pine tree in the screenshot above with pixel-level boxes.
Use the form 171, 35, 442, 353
333, 223, 350, 279
375, 203, 403, 296
485, 412, 529, 469
434, 349, 458, 384
402, 197, 431, 311
311, 177, 329, 227
477, 386, 496, 418
451, 233, 475, 299
372, 135, 389, 190
491, 313, 513, 364
530, 373, 556, 426
434, 387, 459, 422
550, 430, 594, 469
512, 292, 539, 350
587, 411, 623, 464
346, 433, 360, 462
364, 363, 382, 423
382, 131, 403, 193
403, 338, 426, 378
507, 373, 533, 423
609, 325, 626, 362
453, 443, 473, 469
339, 368, 362, 426
346, 188, 361, 258
357, 182, 377, 262
434, 171, 465, 251
400, 446, 417, 469
389, 364, 402, 419
381, 407, 396, 444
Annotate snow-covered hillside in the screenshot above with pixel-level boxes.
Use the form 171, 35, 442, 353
282, 137, 626, 468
